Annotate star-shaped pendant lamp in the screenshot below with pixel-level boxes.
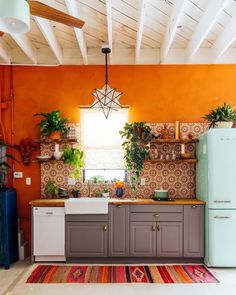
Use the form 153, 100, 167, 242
91, 47, 123, 119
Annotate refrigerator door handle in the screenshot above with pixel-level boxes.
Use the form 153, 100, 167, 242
214, 216, 230, 219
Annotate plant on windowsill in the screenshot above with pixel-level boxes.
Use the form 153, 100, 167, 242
119, 122, 151, 194
34, 110, 69, 139
44, 180, 58, 199
62, 145, 84, 179
102, 188, 109, 198
203, 103, 236, 129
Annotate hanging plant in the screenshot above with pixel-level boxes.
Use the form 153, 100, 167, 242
62, 145, 84, 179
120, 122, 151, 192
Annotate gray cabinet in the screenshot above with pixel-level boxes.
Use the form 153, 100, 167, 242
184, 205, 204, 257
156, 222, 183, 257
66, 215, 108, 257
109, 205, 129, 257
130, 222, 156, 257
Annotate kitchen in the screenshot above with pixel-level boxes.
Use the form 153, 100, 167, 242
1, 0, 236, 294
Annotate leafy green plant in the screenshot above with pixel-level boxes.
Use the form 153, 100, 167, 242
203, 103, 236, 128
120, 122, 151, 192
34, 110, 68, 137
44, 180, 58, 198
63, 146, 84, 179
103, 188, 109, 193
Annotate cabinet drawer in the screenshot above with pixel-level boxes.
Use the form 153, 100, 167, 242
130, 205, 183, 213
66, 214, 108, 222
131, 213, 183, 222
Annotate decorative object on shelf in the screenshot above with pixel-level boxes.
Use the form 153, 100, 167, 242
174, 121, 179, 139
114, 181, 125, 198
154, 189, 169, 201
180, 143, 185, 155
71, 189, 80, 198
102, 188, 109, 198
62, 146, 84, 179
15, 138, 39, 165
91, 47, 123, 119
180, 152, 194, 159
203, 103, 236, 129
66, 126, 77, 141
58, 188, 68, 198
34, 110, 69, 139
44, 180, 58, 198
160, 124, 172, 139
120, 122, 151, 192
53, 144, 63, 160
180, 132, 188, 140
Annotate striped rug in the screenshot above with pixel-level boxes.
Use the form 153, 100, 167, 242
26, 265, 219, 284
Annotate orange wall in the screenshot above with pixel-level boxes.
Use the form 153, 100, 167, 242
2, 64, 236, 245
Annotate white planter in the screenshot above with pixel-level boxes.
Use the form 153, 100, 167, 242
53, 151, 63, 160
215, 121, 233, 128
102, 192, 109, 198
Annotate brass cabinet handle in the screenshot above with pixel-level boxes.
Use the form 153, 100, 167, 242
191, 205, 197, 209
152, 225, 156, 231
103, 225, 108, 231
157, 225, 160, 231
116, 204, 122, 208
154, 214, 159, 218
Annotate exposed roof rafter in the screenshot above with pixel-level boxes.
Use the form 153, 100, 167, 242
161, 0, 186, 64
11, 34, 37, 64
106, 0, 113, 64
135, 0, 147, 64
185, 0, 228, 62
65, 0, 88, 65
0, 38, 11, 64
34, 16, 63, 64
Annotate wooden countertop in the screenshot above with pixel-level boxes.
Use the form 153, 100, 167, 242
29, 198, 205, 207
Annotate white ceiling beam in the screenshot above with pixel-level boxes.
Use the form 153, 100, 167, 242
135, 0, 147, 64
161, 0, 186, 64
106, 0, 113, 63
0, 38, 11, 63
213, 11, 236, 62
65, 0, 88, 65
11, 34, 37, 64
186, 0, 228, 62
34, 17, 63, 64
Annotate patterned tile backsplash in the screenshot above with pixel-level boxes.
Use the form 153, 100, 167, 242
40, 122, 208, 199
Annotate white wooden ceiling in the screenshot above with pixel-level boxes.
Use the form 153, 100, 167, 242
1, 0, 236, 65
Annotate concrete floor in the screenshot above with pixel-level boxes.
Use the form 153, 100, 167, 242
1, 261, 236, 295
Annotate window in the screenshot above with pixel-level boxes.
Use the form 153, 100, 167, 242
80, 108, 129, 181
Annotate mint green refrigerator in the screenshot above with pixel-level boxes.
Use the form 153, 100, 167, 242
197, 129, 236, 267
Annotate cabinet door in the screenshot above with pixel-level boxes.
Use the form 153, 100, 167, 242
184, 205, 204, 257
130, 222, 156, 257
66, 222, 108, 257
156, 222, 183, 257
109, 205, 129, 257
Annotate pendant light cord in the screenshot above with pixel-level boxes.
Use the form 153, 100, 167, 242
105, 52, 108, 84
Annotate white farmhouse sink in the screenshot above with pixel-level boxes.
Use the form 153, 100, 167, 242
65, 198, 109, 214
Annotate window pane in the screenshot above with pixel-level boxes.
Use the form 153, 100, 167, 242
85, 149, 125, 169
84, 169, 126, 182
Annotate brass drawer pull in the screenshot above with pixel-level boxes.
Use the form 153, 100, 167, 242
154, 214, 159, 217
152, 225, 156, 231
103, 225, 108, 231
191, 205, 197, 209
157, 225, 160, 231
116, 204, 122, 208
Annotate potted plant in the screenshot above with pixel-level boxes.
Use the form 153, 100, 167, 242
102, 188, 109, 198
44, 180, 58, 198
34, 110, 68, 139
203, 103, 236, 128
120, 122, 151, 193
63, 146, 84, 179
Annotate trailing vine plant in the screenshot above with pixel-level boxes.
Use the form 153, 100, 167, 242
120, 122, 151, 193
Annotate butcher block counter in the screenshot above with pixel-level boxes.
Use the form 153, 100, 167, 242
29, 198, 205, 207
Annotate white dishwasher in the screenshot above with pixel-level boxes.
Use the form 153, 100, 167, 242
33, 207, 65, 262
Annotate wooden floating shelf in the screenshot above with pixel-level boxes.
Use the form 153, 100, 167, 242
150, 138, 198, 144
146, 159, 197, 164
34, 138, 78, 144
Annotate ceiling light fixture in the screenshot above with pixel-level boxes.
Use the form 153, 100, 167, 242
91, 46, 123, 119
0, 0, 30, 34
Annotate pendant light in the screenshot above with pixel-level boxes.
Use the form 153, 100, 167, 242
0, 0, 30, 34
91, 47, 123, 119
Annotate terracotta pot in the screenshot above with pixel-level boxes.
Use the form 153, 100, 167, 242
49, 131, 61, 140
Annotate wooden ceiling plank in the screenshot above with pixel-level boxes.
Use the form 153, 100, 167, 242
161, 0, 186, 63
10, 34, 37, 64
185, 0, 228, 62
135, 0, 147, 63
0, 38, 11, 63
34, 16, 63, 64
213, 10, 236, 62
106, 0, 113, 62
65, 0, 88, 65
